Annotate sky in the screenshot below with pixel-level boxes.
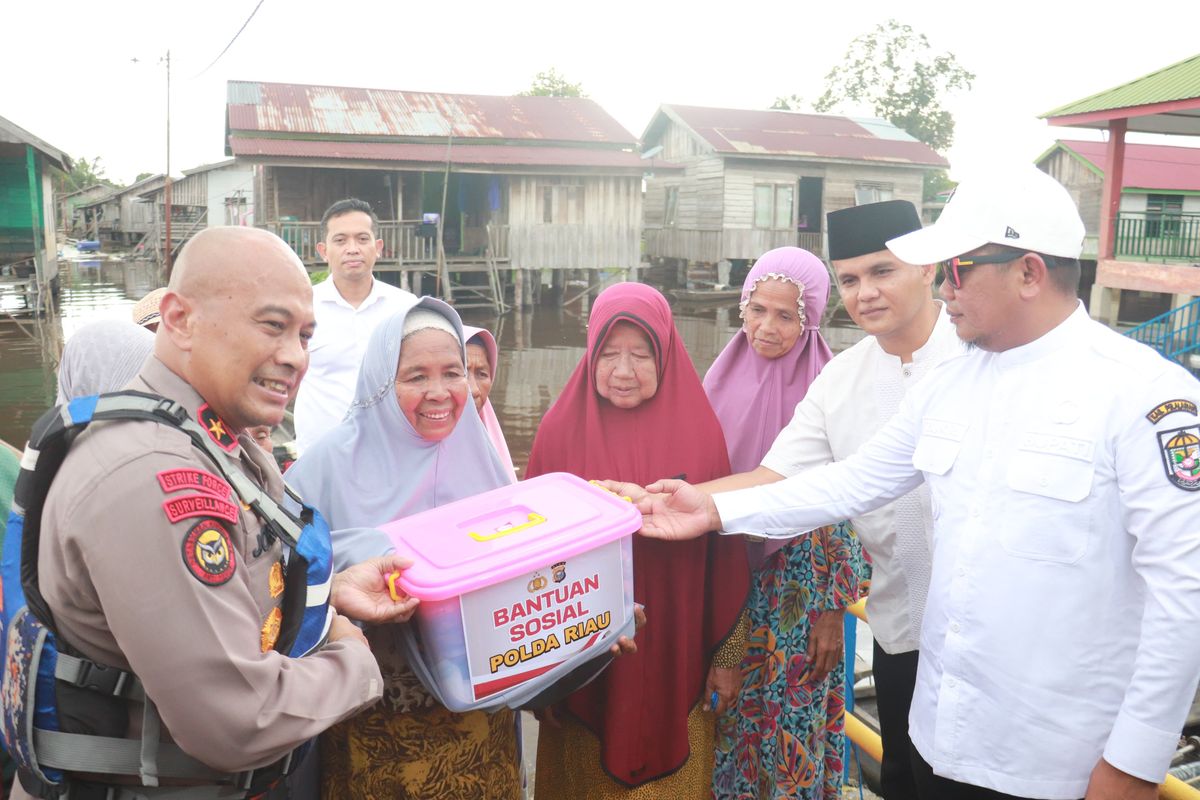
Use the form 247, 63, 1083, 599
5, 0, 1200, 186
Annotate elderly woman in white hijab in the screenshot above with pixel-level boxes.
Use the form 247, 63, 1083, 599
56, 319, 156, 404
285, 297, 519, 800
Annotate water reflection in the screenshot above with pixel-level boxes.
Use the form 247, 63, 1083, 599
0, 262, 865, 468
0, 257, 164, 446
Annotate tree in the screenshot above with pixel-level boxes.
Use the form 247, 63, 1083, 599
814, 20, 974, 153
813, 20, 973, 200
770, 95, 806, 111
520, 68, 586, 98
57, 155, 121, 194
135, 172, 155, 182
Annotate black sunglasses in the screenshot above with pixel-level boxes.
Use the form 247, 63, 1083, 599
937, 250, 1031, 289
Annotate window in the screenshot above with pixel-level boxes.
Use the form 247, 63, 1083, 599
664, 186, 679, 227
855, 182, 894, 205
754, 184, 794, 229
541, 184, 584, 224
1146, 194, 1183, 239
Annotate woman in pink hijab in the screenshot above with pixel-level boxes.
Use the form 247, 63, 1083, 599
703, 247, 865, 800
462, 325, 517, 480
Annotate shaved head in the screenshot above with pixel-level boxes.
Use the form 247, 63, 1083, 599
157, 227, 316, 431
168, 226, 308, 305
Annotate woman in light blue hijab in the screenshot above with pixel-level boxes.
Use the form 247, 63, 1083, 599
285, 296, 519, 800
287, 296, 511, 568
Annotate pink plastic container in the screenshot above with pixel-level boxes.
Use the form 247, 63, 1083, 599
380, 472, 639, 711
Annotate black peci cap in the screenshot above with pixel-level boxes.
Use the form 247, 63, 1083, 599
827, 200, 922, 261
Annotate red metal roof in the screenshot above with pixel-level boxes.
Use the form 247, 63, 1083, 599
226, 80, 637, 146
228, 137, 648, 170
649, 105, 948, 167
1054, 139, 1200, 192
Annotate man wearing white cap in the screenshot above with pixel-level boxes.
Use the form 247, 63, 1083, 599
632, 165, 1200, 800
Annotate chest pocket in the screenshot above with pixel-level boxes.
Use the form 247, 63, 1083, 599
911, 418, 967, 522
911, 418, 967, 475
1002, 432, 1096, 563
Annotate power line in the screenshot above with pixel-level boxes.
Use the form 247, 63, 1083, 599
194, 0, 266, 77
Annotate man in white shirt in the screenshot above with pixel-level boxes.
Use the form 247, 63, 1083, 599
633, 166, 1200, 800
293, 199, 416, 452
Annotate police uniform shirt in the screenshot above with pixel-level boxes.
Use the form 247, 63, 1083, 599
714, 304, 1200, 797
761, 304, 966, 654
31, 356, 383, 777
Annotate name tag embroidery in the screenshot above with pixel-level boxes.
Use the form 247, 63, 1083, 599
1019, 432, 1094, 462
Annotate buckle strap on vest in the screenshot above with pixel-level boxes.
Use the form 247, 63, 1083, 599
55, 654, 144, 702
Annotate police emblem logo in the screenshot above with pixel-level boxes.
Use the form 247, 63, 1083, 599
1158, 425, 1200, 492
182, 519, 237, 585
268, 561, 285, 598
260, 607, 283, 653
197, 403, 238, 453
552, 561, 567, 583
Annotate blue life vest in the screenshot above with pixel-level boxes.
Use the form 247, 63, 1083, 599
0, 391, 332, 798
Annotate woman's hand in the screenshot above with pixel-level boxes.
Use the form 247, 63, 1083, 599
593, 480, 648, 503
806, 608, 846, 682
608, 603, 647, 656
705, 663, 740, 715
332, 554, 421, 624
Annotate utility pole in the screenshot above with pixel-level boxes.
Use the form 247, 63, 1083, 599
163, 50, 173, 274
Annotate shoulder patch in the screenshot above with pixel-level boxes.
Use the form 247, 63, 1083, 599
157, 468, 233, 500
1158, 425, 1200, 492
197, 403, 238, 453
268, 561, 285, 598
1147, 399, 1198, 424
163, 494, 240, 525
182, 519, 237, 585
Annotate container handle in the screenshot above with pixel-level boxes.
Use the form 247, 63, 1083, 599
468, 512, 546, 542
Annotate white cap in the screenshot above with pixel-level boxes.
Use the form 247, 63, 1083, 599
887, 164, 1085, 264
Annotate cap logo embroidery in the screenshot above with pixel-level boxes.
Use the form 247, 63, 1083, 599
1004, 226, 1020, 240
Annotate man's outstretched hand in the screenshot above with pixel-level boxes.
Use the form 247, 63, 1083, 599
637, 479, 720, 541
332, 554, 421, 624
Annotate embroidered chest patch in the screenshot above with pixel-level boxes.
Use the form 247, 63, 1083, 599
197, 403, 237, 452
157, 468, 232, 500
1159, 425, 1200, 492
1147, 399, 1198, 424
163, 493, 240, 525
182, 519, 237, 585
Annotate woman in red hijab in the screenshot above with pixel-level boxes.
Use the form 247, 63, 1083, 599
527, 283, 750, 798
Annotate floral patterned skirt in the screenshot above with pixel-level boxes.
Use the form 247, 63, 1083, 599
712, 522, 866, 800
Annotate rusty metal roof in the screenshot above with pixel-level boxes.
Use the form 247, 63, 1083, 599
226, 80, 637, 146
646, 105, 948, 167
1042, 139, 1200, 193
228, 137, 648, 171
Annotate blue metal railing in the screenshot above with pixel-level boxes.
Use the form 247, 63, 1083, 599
1124, 296, 1200, 375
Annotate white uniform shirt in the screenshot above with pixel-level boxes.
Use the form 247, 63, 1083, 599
294, 277, 416, 453
715, 304, 1200, 797
762, 305, 966, 654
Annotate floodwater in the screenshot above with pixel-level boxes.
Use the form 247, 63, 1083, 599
0, 258, 867, 468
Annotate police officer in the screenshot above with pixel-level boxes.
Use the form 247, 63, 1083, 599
633, 166, 1200, 800
11, 227, 419, 799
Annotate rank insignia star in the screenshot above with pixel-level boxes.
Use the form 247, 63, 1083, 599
198, 403, 238, 452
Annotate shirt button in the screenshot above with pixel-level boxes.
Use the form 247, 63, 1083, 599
947, 677, 958, 689
957, 566, 967, 577
951, 622, 961, 633
1040, 476, 1049, 487
971, 508, 980, 518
